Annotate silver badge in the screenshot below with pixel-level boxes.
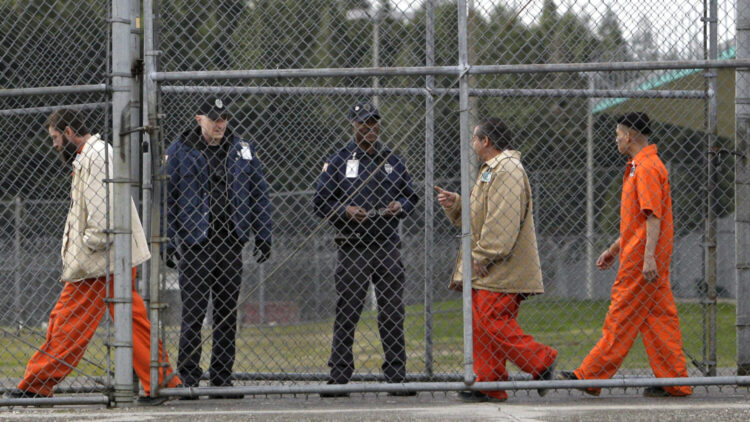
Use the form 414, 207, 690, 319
354, 105, 360, 111
215, 98, 224, 108
384, 163, 393, 174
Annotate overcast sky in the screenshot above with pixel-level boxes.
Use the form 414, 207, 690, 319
385, 0, 735, 58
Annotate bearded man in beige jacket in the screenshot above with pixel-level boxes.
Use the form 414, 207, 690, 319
6, 109, 181, 405
435, 118, 557, 402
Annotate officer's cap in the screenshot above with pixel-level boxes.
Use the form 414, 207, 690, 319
617, 112, 651, 135
349, 102, 380, 123
197, 95, 230, 120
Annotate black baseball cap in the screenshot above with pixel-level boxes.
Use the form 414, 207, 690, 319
617, 112, 651, 135
197, 96, 230, 120
349, 102, 380, 122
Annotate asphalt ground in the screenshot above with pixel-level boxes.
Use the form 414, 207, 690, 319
1, 386, 749, 421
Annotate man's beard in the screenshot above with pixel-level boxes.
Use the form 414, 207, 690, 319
59, 139, 78, 168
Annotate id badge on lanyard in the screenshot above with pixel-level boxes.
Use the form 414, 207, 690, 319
346, 152, 359, 178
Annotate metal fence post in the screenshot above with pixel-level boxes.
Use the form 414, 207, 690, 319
586, 75, 595, 299
13, 197, 22, 327
112, 0, 135, 407
736, 0, 750, 376
129, 0, 143, 396
703, 0, 719, 377
457, 0, 474, 385
259, 264, 266, 324
130, 0, 144, 297
423, 0, 435, 379
143, 0, 163, 396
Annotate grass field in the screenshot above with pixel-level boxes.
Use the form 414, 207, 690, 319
0, 298, 737, 386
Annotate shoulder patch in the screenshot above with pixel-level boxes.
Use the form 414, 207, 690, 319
322, 162, 329, 173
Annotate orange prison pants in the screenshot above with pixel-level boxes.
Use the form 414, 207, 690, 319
473, 289, 558, 400
17, 269, 181, 397
575, 274, 692, 396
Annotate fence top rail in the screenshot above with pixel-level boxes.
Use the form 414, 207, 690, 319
154, 59, 750, 81
160, 85, 707, 99
0, 85, 108, 98
0, 102, 109, 117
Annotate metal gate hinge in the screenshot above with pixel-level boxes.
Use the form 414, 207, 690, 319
709, 148, 746, 159
132, 59, 144, 77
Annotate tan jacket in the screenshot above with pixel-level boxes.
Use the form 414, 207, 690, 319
60, 134, 150, 282
443, 150, 543, 294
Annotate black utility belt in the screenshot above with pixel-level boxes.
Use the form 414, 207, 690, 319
334, 235, 398, 247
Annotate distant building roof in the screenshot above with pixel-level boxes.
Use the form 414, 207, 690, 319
593, 46, 736, 114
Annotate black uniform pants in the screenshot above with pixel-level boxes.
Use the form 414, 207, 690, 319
177, 233, 243, 386
328, 241, 407, 384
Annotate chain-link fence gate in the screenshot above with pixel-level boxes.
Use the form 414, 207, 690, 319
3, 0, 750, 407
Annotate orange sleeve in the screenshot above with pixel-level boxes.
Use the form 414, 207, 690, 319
635, 164, 664, 219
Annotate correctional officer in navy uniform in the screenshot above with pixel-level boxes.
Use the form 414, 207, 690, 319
314, 102, 418, 397
165, 96, 272, 398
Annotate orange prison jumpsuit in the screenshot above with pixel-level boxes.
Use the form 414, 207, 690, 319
473, 290, 558, 401
17, 268, 180, 397
575, 144, 691, 396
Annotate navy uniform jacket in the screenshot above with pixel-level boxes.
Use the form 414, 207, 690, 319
313, 141, 417, 243
166, 126, 272, 249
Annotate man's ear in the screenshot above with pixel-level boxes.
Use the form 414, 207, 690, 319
63, 126, 75, 140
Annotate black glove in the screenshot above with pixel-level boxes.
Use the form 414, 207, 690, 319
165, 247, 179, 269
253, 238, 271, 264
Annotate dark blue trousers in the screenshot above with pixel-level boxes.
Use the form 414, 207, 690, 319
177, 233, 243, 386
328, 241, 407, 384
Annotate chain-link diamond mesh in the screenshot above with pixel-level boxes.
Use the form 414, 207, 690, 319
1, 0, 745, 405
0, 0, 114, 398
149, 0, 739, 397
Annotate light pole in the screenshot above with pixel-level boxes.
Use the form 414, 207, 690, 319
346, 3, 403, 107
346, 2, 403, 311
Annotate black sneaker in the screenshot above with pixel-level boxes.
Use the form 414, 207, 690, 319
643, 386, 670, 397
176, 382, 200, 400
136, 395, 171, 406
320, 379, 350, 398
320, 390, 350, 398
456, 390, 507, 403
537, 360, 556, 397
556, 371, 600, 396
387, 390, 417, 397
4, 389, 51, 399
212, 393, 244, 399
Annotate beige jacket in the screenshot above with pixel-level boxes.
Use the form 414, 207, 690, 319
443, 150, 543, 294
60, 134, 150, 282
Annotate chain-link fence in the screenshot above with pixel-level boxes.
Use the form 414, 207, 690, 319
0, 0, 116, 405
2, 0, 750, 407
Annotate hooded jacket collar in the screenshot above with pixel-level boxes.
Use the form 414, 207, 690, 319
484, 149, 521, 169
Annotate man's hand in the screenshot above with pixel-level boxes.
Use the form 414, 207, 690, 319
596, 248, 616, 270
472, 259, 489, 278
165, 247, 179, 269
434, 186, 457, 208
382, 201, 402, 217
643, 254, 658, 282
254, 239, 272, 263
346, 205, 368, 223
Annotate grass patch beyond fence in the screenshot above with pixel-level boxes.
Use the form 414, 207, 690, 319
0, 298, 737, 384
